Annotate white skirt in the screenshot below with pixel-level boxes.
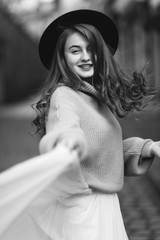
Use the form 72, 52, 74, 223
1, 147, 129, 240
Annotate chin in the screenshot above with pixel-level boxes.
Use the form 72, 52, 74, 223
76, 68, 94, 79
79, 72, 94, 79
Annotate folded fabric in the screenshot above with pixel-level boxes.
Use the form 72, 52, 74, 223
0, 145, 78, 237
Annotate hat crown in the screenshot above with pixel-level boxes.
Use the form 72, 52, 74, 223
39, 9, 119, 69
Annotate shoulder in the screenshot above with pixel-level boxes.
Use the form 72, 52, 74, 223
51, 86, 77, 100
50, 86, 79, 108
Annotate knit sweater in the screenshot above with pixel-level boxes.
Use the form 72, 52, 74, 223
39, 81, 154, 193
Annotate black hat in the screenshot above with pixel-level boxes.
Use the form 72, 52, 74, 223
39, 9, 119, 70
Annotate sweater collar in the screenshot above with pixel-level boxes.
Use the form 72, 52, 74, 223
79, 81, 100, 100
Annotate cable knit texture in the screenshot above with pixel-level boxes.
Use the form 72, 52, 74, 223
39, 81, 154, 193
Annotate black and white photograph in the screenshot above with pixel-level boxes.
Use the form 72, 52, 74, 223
0, 1, 160, 240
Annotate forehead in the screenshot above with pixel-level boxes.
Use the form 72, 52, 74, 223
65, 32, 89, 49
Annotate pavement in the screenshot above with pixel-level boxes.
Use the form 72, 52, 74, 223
0, 99, 160, 240
119, 176, 160, 240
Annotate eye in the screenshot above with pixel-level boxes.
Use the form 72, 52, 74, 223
71, 49, 80, 54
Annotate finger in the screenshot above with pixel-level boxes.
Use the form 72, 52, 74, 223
59, 139, 81, 157
68, 140, 86, 160
152, 144, 160, 158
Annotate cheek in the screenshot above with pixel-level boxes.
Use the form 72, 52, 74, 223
66, 56, 79, 69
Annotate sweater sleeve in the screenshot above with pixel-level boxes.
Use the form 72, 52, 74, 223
123, 137, 154, 176
39, 87, 87, 154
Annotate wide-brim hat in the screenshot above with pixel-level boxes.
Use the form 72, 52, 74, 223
39, 9, 119, 70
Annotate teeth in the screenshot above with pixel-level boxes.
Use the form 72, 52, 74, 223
80, 65, 92, 69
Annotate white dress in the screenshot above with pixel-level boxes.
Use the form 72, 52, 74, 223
0, 146, 129, 240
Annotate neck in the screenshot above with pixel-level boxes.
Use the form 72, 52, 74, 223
81, 77, 93, 85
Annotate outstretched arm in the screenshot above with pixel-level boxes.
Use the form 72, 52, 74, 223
39, 87, 88, 161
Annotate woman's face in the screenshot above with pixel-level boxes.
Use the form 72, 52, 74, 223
64, 32, 94, 79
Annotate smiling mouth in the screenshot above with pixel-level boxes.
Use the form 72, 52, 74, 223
78, 64, 93, 70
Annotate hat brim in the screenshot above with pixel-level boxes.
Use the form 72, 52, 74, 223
39, 9, 119, 70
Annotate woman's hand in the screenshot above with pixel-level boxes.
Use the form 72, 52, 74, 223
39, 129, 88, 161
148, 141, 160, 158
57, 133, 88, 161
142, 141, 160, 159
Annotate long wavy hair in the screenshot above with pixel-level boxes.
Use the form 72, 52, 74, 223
33, 24, 154, 138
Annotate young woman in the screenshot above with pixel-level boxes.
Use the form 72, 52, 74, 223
32, 9, 160, 240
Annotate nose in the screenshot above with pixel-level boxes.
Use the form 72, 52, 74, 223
81, 50, 90, 61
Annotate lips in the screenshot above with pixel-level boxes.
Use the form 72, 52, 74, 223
78, 64, 93, 70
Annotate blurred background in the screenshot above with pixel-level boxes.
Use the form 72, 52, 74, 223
0, 0, 160, 182
0, 1, 160, 239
